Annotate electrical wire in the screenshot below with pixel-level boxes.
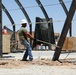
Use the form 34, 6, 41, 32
7, 1, 72, 11
2, 0, 73, 26
3, 19, 76, 26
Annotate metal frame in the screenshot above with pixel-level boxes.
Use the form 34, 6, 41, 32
59, 0, 72, 36
0, 0, 2, 57
15, 0, 32, 46
36, 0, 49, 20
0, 0, 75, 59
52, 0, 76, 61
2, 4, 16, 40
36, 0, 55, 49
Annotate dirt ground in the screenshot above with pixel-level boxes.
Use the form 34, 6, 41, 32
0, 51, 76, 75
0, 58, 76, 69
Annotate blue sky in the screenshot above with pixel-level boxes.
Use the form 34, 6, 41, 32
2, 0, 76, 36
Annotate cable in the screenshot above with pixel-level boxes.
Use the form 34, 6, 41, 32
3, 19, 76, 26
63, 39, 76, 60
7, 1, 72, 11
36, 39, 60, 48
64, 51, 71, 60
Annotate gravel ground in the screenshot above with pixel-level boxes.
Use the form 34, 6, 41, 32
0, 65, 76, 75
0, 59, 76, 75
0, 51, 76, 75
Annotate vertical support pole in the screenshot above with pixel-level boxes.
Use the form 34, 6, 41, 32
29, 24, 32, 46
48, 21, 51, 49
0, 0, 2, 57
48, 18, 55, 49
59, 0, 72, 36
52, 0, 76, 61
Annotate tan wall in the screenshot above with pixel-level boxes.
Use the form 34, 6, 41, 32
62, 37, 76, 50
2, 35, 10, 53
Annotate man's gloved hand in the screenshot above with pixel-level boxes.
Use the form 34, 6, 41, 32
34, 38, 37, 41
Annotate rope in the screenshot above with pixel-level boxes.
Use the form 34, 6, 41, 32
3, 19, 76, 26
36, 39, 60, 48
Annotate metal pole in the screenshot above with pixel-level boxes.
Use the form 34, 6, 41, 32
2, 4, 16, 50
52, 0, 76, 61
0, 0, 2, 57
15, 0, 32, 46
2, 4, 16, 40
59, 0, 72, 36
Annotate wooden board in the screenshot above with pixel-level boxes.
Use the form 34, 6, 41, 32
62, 37, 76, 50
2, 35, 10, 53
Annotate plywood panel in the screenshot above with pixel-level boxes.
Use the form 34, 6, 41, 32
2, 35, 10, 53
62, 37, 76, 51
67, 37, 76, 50
62, 37, 68, 50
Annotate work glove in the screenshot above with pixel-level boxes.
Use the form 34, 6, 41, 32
34, 38, 37, 41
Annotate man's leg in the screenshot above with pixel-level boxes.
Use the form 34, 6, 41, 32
24, 40, 33, 61
27, 47, 33, 61
22, 49, 28, 61
22, 40, 33, 61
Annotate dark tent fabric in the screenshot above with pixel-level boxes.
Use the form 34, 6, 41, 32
32, 17, 55, 49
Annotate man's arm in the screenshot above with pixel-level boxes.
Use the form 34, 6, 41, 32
25, 32, 34, 40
